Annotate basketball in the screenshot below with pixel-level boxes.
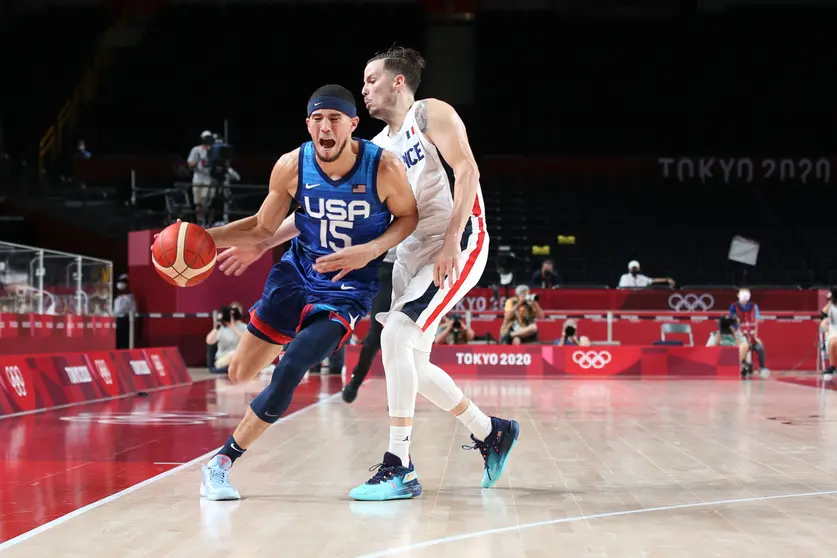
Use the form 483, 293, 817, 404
151, 221, 217, 287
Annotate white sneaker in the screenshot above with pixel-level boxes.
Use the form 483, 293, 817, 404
759, 368, 770, 379
200, 455, 241, 501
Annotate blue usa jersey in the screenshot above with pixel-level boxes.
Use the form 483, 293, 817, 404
288, 138, 391, 290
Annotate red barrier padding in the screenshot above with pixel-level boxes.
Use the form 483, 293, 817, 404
344, 345, 741, 379
452, 288, 825, 312
0, 347, 190, 417
0, 313, 116, 355
352, 314, 819, 371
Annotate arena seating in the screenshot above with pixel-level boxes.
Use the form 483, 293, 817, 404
80, 3, 423, 156
8, 4, 835, 289
2, 5, 110, 159
482, 173, 827, 288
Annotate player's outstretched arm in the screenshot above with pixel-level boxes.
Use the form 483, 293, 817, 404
217, 214, 300, 276
206, 150, 297, 249
312, 152, 417, 281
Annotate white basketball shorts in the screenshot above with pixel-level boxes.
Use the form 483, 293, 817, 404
377, 215, 488, 352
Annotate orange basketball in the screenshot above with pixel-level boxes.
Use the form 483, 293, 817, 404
151, 221, 217, 287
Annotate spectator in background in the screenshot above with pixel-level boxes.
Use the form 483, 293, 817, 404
499, 285, 544, 345
729, 288, 768, 378
113, 273, 136, 349
706, 315, 752, 378
617, 260, 675, 288
531, 259, 561, 288
187, 130, 217, 226
76, 139, 91, 159
435, 313, 475, 345
206, 305, 247, 375
554, 319, 590, 346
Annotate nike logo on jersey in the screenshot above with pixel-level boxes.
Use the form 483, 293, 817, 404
340, 285, 355, 290
305, 183, 319, 189
349, 314, 359, 330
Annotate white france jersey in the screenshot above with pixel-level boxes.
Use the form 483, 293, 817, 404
372, 101, 484, 268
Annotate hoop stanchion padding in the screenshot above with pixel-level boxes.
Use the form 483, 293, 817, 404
0, 347, 191, 417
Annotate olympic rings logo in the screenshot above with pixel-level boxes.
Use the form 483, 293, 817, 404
572, 350, 612, 370
4, 366, 27, 397
668, 293, 715, 312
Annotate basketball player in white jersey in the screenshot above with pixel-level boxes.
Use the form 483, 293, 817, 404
336, 46, 520, 501
215, 46, 520, 501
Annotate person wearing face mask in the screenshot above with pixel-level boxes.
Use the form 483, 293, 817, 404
617, 260, 675, 288
113, 274, 136, 349
729, 288, 769, 378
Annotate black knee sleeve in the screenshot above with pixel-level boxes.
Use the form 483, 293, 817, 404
250, 317, 346, 423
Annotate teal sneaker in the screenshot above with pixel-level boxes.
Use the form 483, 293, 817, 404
349, 452, 423, 501
463, 417, 520, 488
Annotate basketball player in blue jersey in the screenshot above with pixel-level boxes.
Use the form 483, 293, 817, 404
196, 84, 417, 501
214, 49, 519, 502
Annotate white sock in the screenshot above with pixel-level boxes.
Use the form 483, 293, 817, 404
388, 425, 412, 467
456, 402, 492, 441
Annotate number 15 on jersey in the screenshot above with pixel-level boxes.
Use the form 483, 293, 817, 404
320, 220, 353, 250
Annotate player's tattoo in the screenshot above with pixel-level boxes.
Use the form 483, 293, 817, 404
414, 100, 428, 133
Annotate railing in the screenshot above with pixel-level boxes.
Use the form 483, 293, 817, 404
0, 241, 113, 315
129, 177, 266, 226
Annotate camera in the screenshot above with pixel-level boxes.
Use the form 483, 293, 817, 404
209, 141, 235, 181
564, 325, 576, 337
525, 293, 539, 303
218, 305, 242, 326
719, 315, 735, 334
450, 315, 462, 330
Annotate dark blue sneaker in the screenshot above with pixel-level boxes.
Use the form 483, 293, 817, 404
462, 417, 520, 488
349, 452, 423, 501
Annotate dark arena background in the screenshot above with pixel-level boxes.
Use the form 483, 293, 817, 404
1, 0, 837, 555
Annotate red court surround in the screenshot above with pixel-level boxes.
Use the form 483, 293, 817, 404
0, 347, 190, 417
0, 313, 115, 355
345, 345, 742, 378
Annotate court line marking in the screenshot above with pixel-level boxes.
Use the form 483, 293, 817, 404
355, 489, 837, 558
0, 390, 343, 552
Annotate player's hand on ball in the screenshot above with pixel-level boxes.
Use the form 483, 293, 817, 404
434, 241, 460, 289
217, 245, 266, 276
313, 245, 376, 282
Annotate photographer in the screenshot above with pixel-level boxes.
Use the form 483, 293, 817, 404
499, 285, 544, 345
706, 315, 752, 378
435, 313, 475, 345
554, 319, 590, 346
205, 306, 247, 375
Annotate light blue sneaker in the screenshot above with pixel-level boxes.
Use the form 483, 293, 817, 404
349, 452, 423, 501
200, 454, 241, 501
462, 417, 520, 488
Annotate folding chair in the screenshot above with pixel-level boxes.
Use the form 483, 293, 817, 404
660, 322, 694, 347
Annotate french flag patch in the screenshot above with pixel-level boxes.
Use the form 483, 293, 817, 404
406, 125, 415, 139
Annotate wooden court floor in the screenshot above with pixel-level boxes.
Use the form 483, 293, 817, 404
2, 373, 837, 557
